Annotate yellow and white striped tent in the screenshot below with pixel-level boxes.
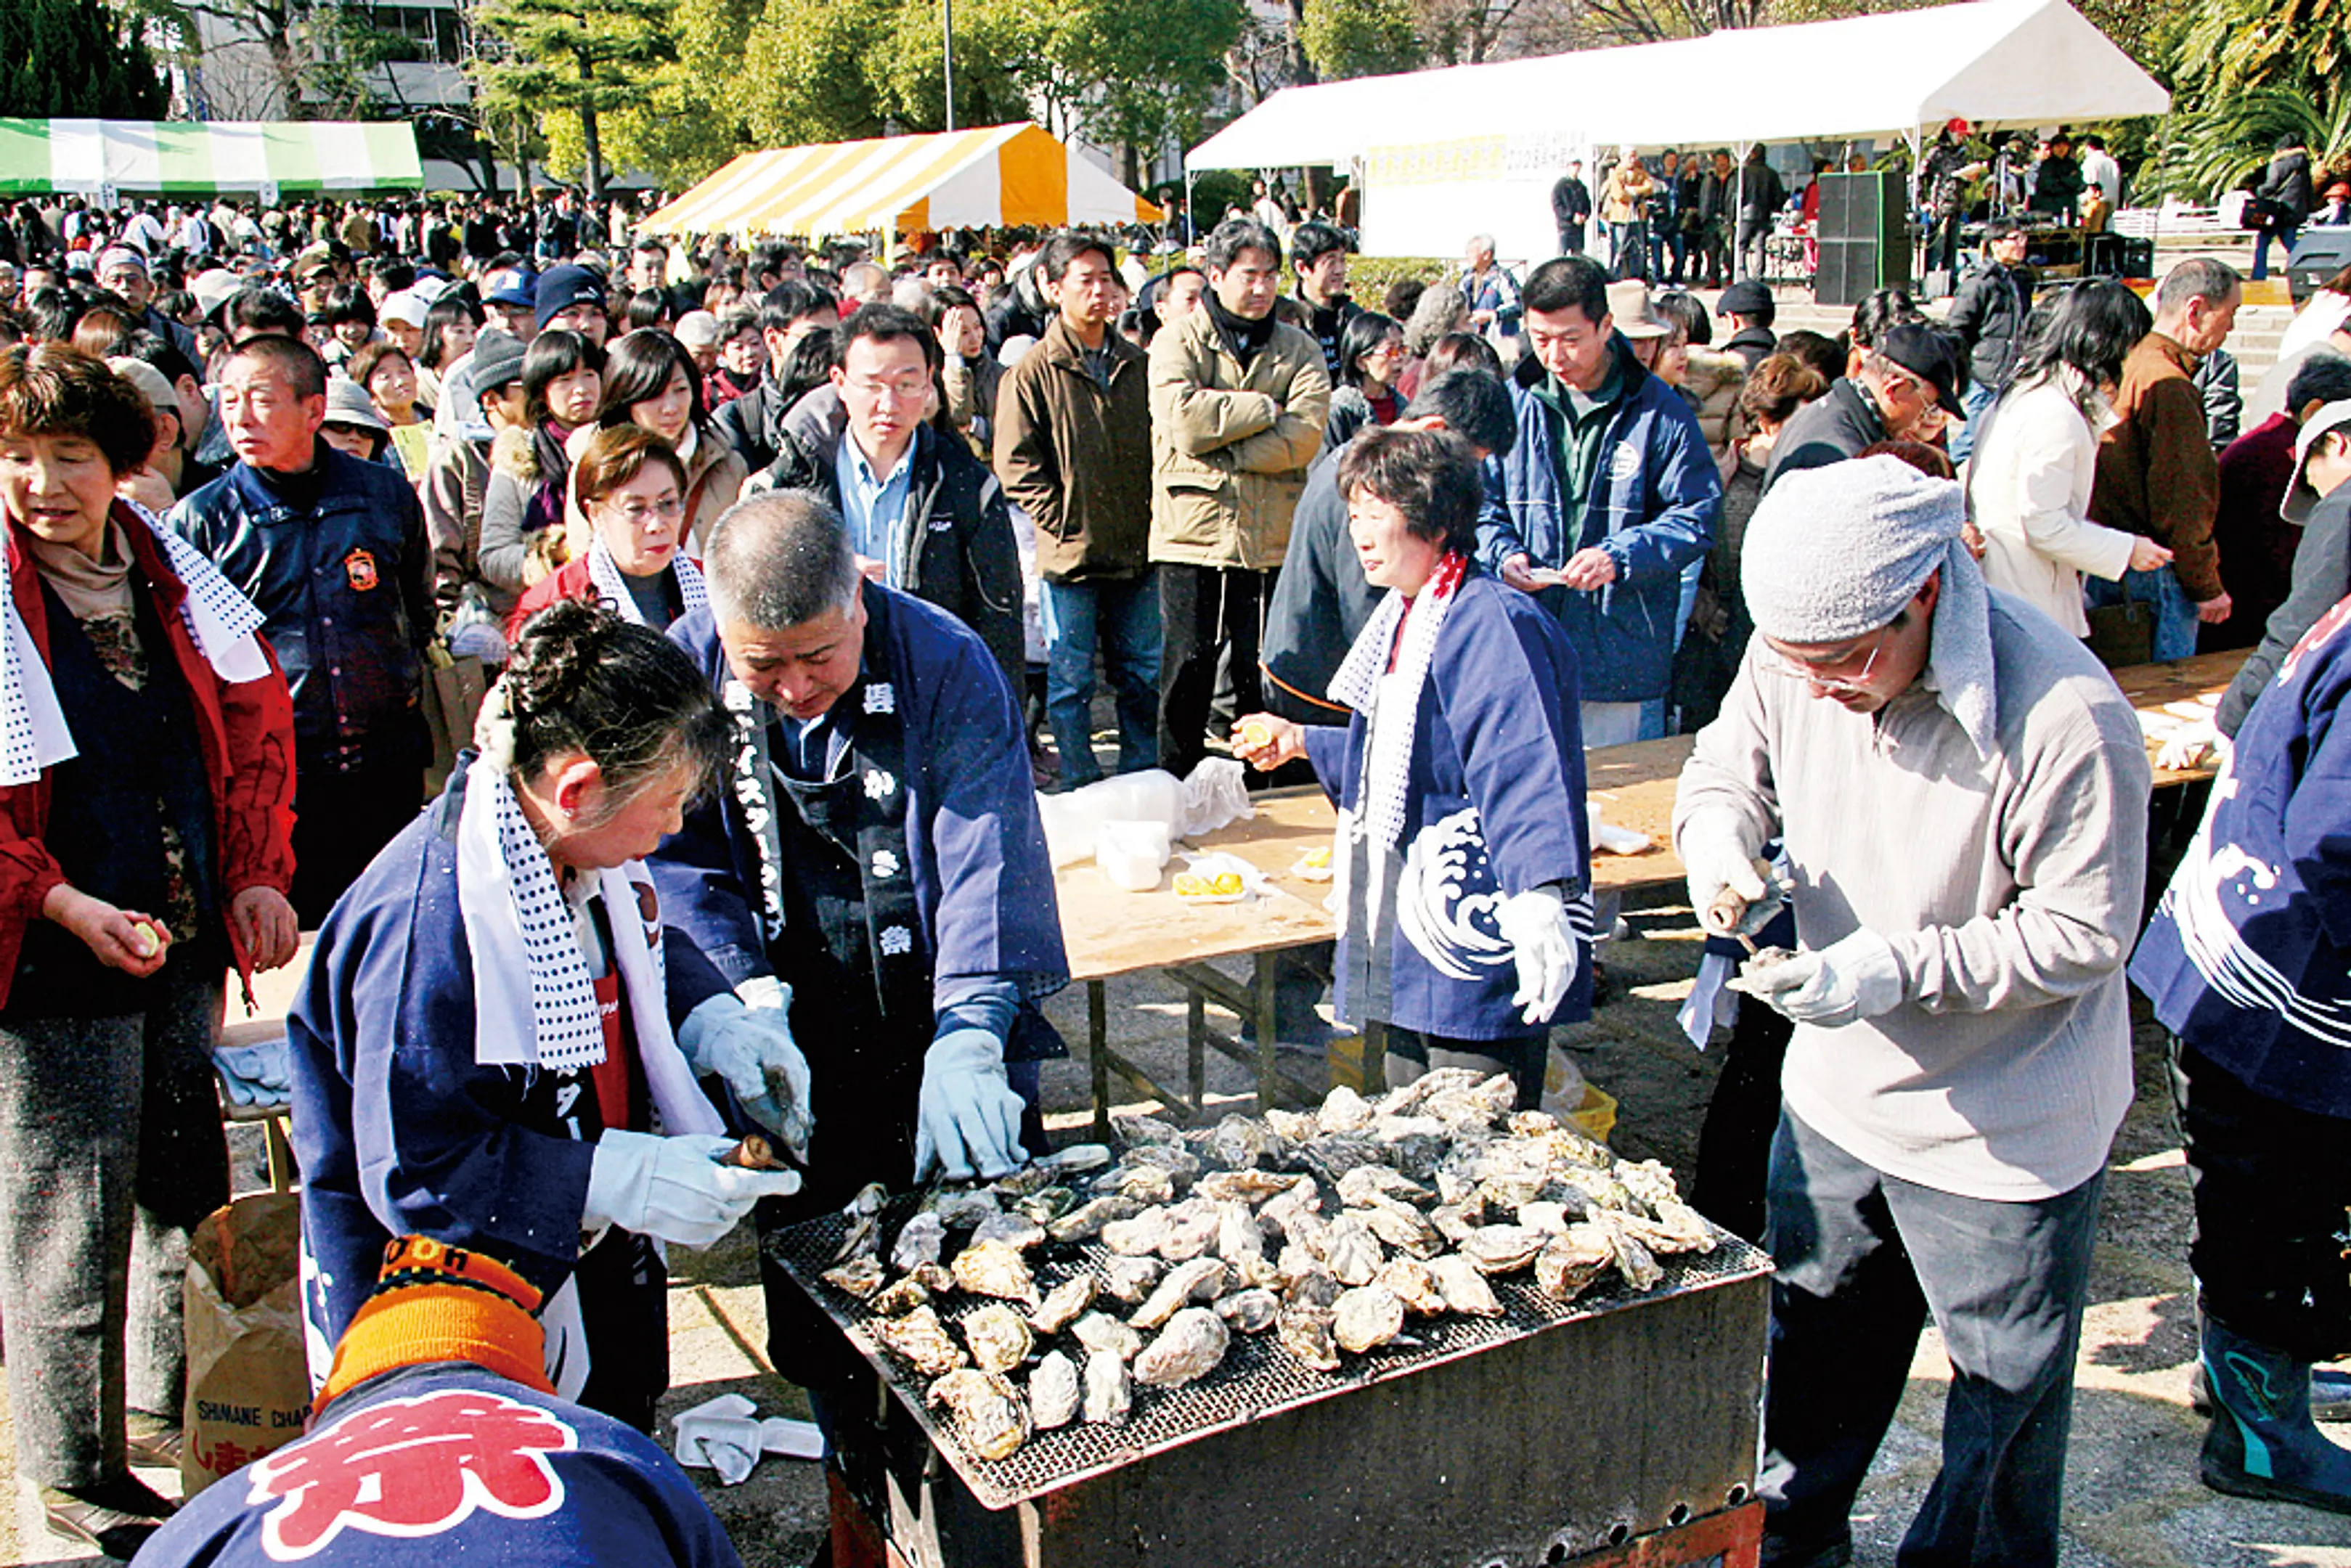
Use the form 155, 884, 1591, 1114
641, 123, 1161, 240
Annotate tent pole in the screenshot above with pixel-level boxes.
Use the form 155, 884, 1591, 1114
943, 0, 958, 133
1734, 139, 1751, 286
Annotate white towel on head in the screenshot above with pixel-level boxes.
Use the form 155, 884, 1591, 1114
453, 754, 722, 1136
1742, 454, 2000, 760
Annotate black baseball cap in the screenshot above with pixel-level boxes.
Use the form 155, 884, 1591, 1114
1876, 322, 1968, 417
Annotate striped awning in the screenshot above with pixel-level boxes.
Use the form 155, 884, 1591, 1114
0, 119, 424, 195
642, 122, 1161, 238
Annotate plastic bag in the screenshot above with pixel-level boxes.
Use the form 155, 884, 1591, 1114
1094, 820, 1172, 891
1036, 769, 1185, 867
1178, 757, 1254, 839
182, 1193, 309, 1498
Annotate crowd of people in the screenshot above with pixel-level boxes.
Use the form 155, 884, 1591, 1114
0, 176, 2347, 1568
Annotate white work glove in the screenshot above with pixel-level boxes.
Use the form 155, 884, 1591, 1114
677, 989, 814, 1161
1492, 883, 1580, 1025
914, 1029, 1029, 1183
1680, 813, 1782, 939
213, 1037, 292, 1108
582, 1130, 800, 1248
1736, 928, 1907, 1028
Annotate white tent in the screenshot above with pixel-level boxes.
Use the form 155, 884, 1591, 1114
1188, 0, 2168, 261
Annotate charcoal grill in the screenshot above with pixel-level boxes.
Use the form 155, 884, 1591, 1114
770, 1195, 1772, 1567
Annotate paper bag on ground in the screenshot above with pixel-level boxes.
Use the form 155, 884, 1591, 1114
182, 1191, 309, 1498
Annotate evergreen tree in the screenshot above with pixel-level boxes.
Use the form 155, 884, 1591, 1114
471, 0, 674, 198
0, 0, 172, 118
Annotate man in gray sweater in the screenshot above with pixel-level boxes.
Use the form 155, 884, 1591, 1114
1674, 456, 2151, 1568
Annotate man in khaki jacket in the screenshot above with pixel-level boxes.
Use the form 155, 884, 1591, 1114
1149, 217, 1332, 777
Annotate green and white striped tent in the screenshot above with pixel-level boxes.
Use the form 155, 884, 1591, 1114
0, 119, 423, 197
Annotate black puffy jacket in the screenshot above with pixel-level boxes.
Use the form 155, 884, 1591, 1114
1947, 261, 2034, 393
168, 441, 432, 767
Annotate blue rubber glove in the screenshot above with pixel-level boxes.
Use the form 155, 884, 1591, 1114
914, 1027, 1028, 1181
677, 988, 814, 1161
213, 1037, 292, 1108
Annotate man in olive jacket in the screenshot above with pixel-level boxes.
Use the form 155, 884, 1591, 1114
1148, 217, 1332, 778
995, 229, 1159, 787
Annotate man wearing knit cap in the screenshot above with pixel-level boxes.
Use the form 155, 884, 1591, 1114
535, 264, 610, 346
134, 1236, 743, 1567
1674, 456, 2151, 1568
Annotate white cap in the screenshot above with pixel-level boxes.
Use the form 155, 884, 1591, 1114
379, 290, 430, 330
2284, 399, 2351, 524
673, 309, 721, 349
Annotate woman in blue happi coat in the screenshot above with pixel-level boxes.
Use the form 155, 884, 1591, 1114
287, 602, 808, 1432
1239, 424, 1593, 1104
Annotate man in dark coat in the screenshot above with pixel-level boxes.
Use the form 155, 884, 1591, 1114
2254, 134, 2317, 282
1552, 161, 1594, 256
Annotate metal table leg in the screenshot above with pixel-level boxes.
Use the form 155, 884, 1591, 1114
1088, 981, 1109, 1143
1253, 952, 1278, 1115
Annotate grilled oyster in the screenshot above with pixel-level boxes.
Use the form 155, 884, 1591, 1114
1535, 1224, 1614, 1302
867, 1276, 931, 1318
1276, 1304, 1341, 1372
1299, 1132, 1387, 1185
1268, 1199, 1329, 1257
1619, 1199, 1716, 1255
929, 1187, 1002, 1230
990, 1164, 1058, 1199
1615, 1159, 1681, 1212
834, 1183, 889, 1264
1461, 1224, 1545, 1275
1516, 1200, 1573, 1236
1029, 1351, 1082, 1431
1099, 1254, 1164, 1305
1377, 1259, 1448, 1318
1100, 1208, 1172, 1257
1601, 1212, 1663, 1291
1428, 1254, 1504, 1318
1036, 1141, 1113, 1175
820, 1254, 887, 1299
1379, 1066, 1485, 1116
1157, 1199, 1221, 1262
961, 1303, 1035, 1373
876, 1305, 968, 1376
1196, 1169, 1307, 1205
890, 1211, 948, 1273
1083, 1347, 1132, 1424
1135, 1307, 1230, 1387
1112, 1113, 1186, 1150
951, 1239, 1041, 1309
1554, 1165, 1636, 1214
1282, 1261, 1342, 1310
1333, 1284, 1406, 1353
1316, 1085, 1377, 1134
1046, 1194, 1142, 1244
1029, 1274, 1096, 1336
1215, 1286, 1281, 1334
1013, 1186, 1079, 1225
1506, 1109, 1561, 1137
1262, 1107, 1320, 1144
1099, 1162, 1178, 1206
1352, 1201, 1444, 1259
1132, 1257, 1227, 1331
1324, 1214, 1382, 1285
928, 1368, 1029, 1460
1072, 1310, 1144, 1361
1430, 1202, 1483, 1249
910, 1261, 957, 1295
971, 1212, 1047, 1252
1125, 1144, 1203, 1185
1216, 1202, 1266, 1265
1337, 1165, 1433, 1208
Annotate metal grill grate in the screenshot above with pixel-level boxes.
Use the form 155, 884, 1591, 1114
767, 1196, 1772, 1511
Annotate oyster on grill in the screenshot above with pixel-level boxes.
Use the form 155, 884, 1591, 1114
1071, 1310, 1144, 1361
834, 1182, 888, 1264
876, 1305, 968, 1376
1083, 1348, 1132, 1424
1125, 1144, 1203, 1185
1029, 1274, 1096, 1336
1197, 1169, 1307, 1206
1352, 1200, 1444, 1259
1430, 1202, 1483, 1249
1337, 1165, 1433, 1208
961, 1304, 1035, 1373
1516, 1200, 1573, 1236
1380, 1066, 1485, 1116
1099, 1208, 1171, 1257
1013, 1186, 1078, 1225
1216, 1201, 1266, 1265
1276, 1304, 1341, 1372
1282, 1261, 1342, 1310
1261, 1108, 1320, 1144
1205, 1112, 1287, 1171
820, 1254, 887, 1300
867, 1276, 931, 1318
1132, 1257, 1226, 1331
951, 1240, 1041, 1309
1215, 1286, 1281, 1334
929, 1187, 1001, 1231
1099, 1163, 1177, 1206
1601, 1212, 1664, 1291
1028, 1350, 1082, 1431
1099, 1254, 1164, 1305
1333, 1283, 1406, 1353
1377, 1259, 1448, 1318
1036, 1141, 1113, 1175
971, 1212, 1047, 1252
1299, 1132, 1386, 1185
1157, 1199, 1221, 1262
1534, 1225, 1613, 1302
1316, 1085, 1377, 1135
1428, 1254, 1504, 1318
1046, 1195, 1142, 1245
1135, 1307, 1230, 1387
890, 1210, 948, 1273
1113, 1113, 1185, 1149
1461, 1224, 1545, 1275
928, 1368, 1029, 1461
1619, 1199, 1717, 1256
1323, 1214, 1382, 1285
910, 1261, 957, 1295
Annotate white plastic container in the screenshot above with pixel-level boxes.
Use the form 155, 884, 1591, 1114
1094, 819, 1173, 891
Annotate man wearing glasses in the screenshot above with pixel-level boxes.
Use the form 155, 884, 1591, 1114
1674, 456, 2150, 1568
748, 303, 1023, 693
1763, 322, 1966, 491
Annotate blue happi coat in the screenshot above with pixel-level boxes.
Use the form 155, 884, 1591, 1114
653, 581, 1068, 1046
287, 764, 733, 1341
2135, 592, 2351, 1116
1303, 569, 1594, 1041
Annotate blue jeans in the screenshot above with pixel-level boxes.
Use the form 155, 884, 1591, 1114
2253, 222, 2299, 282
1948, 378, 1998, 466
1759, 1110, 2103, 1568
1041, 573, 1160, 788
2083, 565, 2200, 662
